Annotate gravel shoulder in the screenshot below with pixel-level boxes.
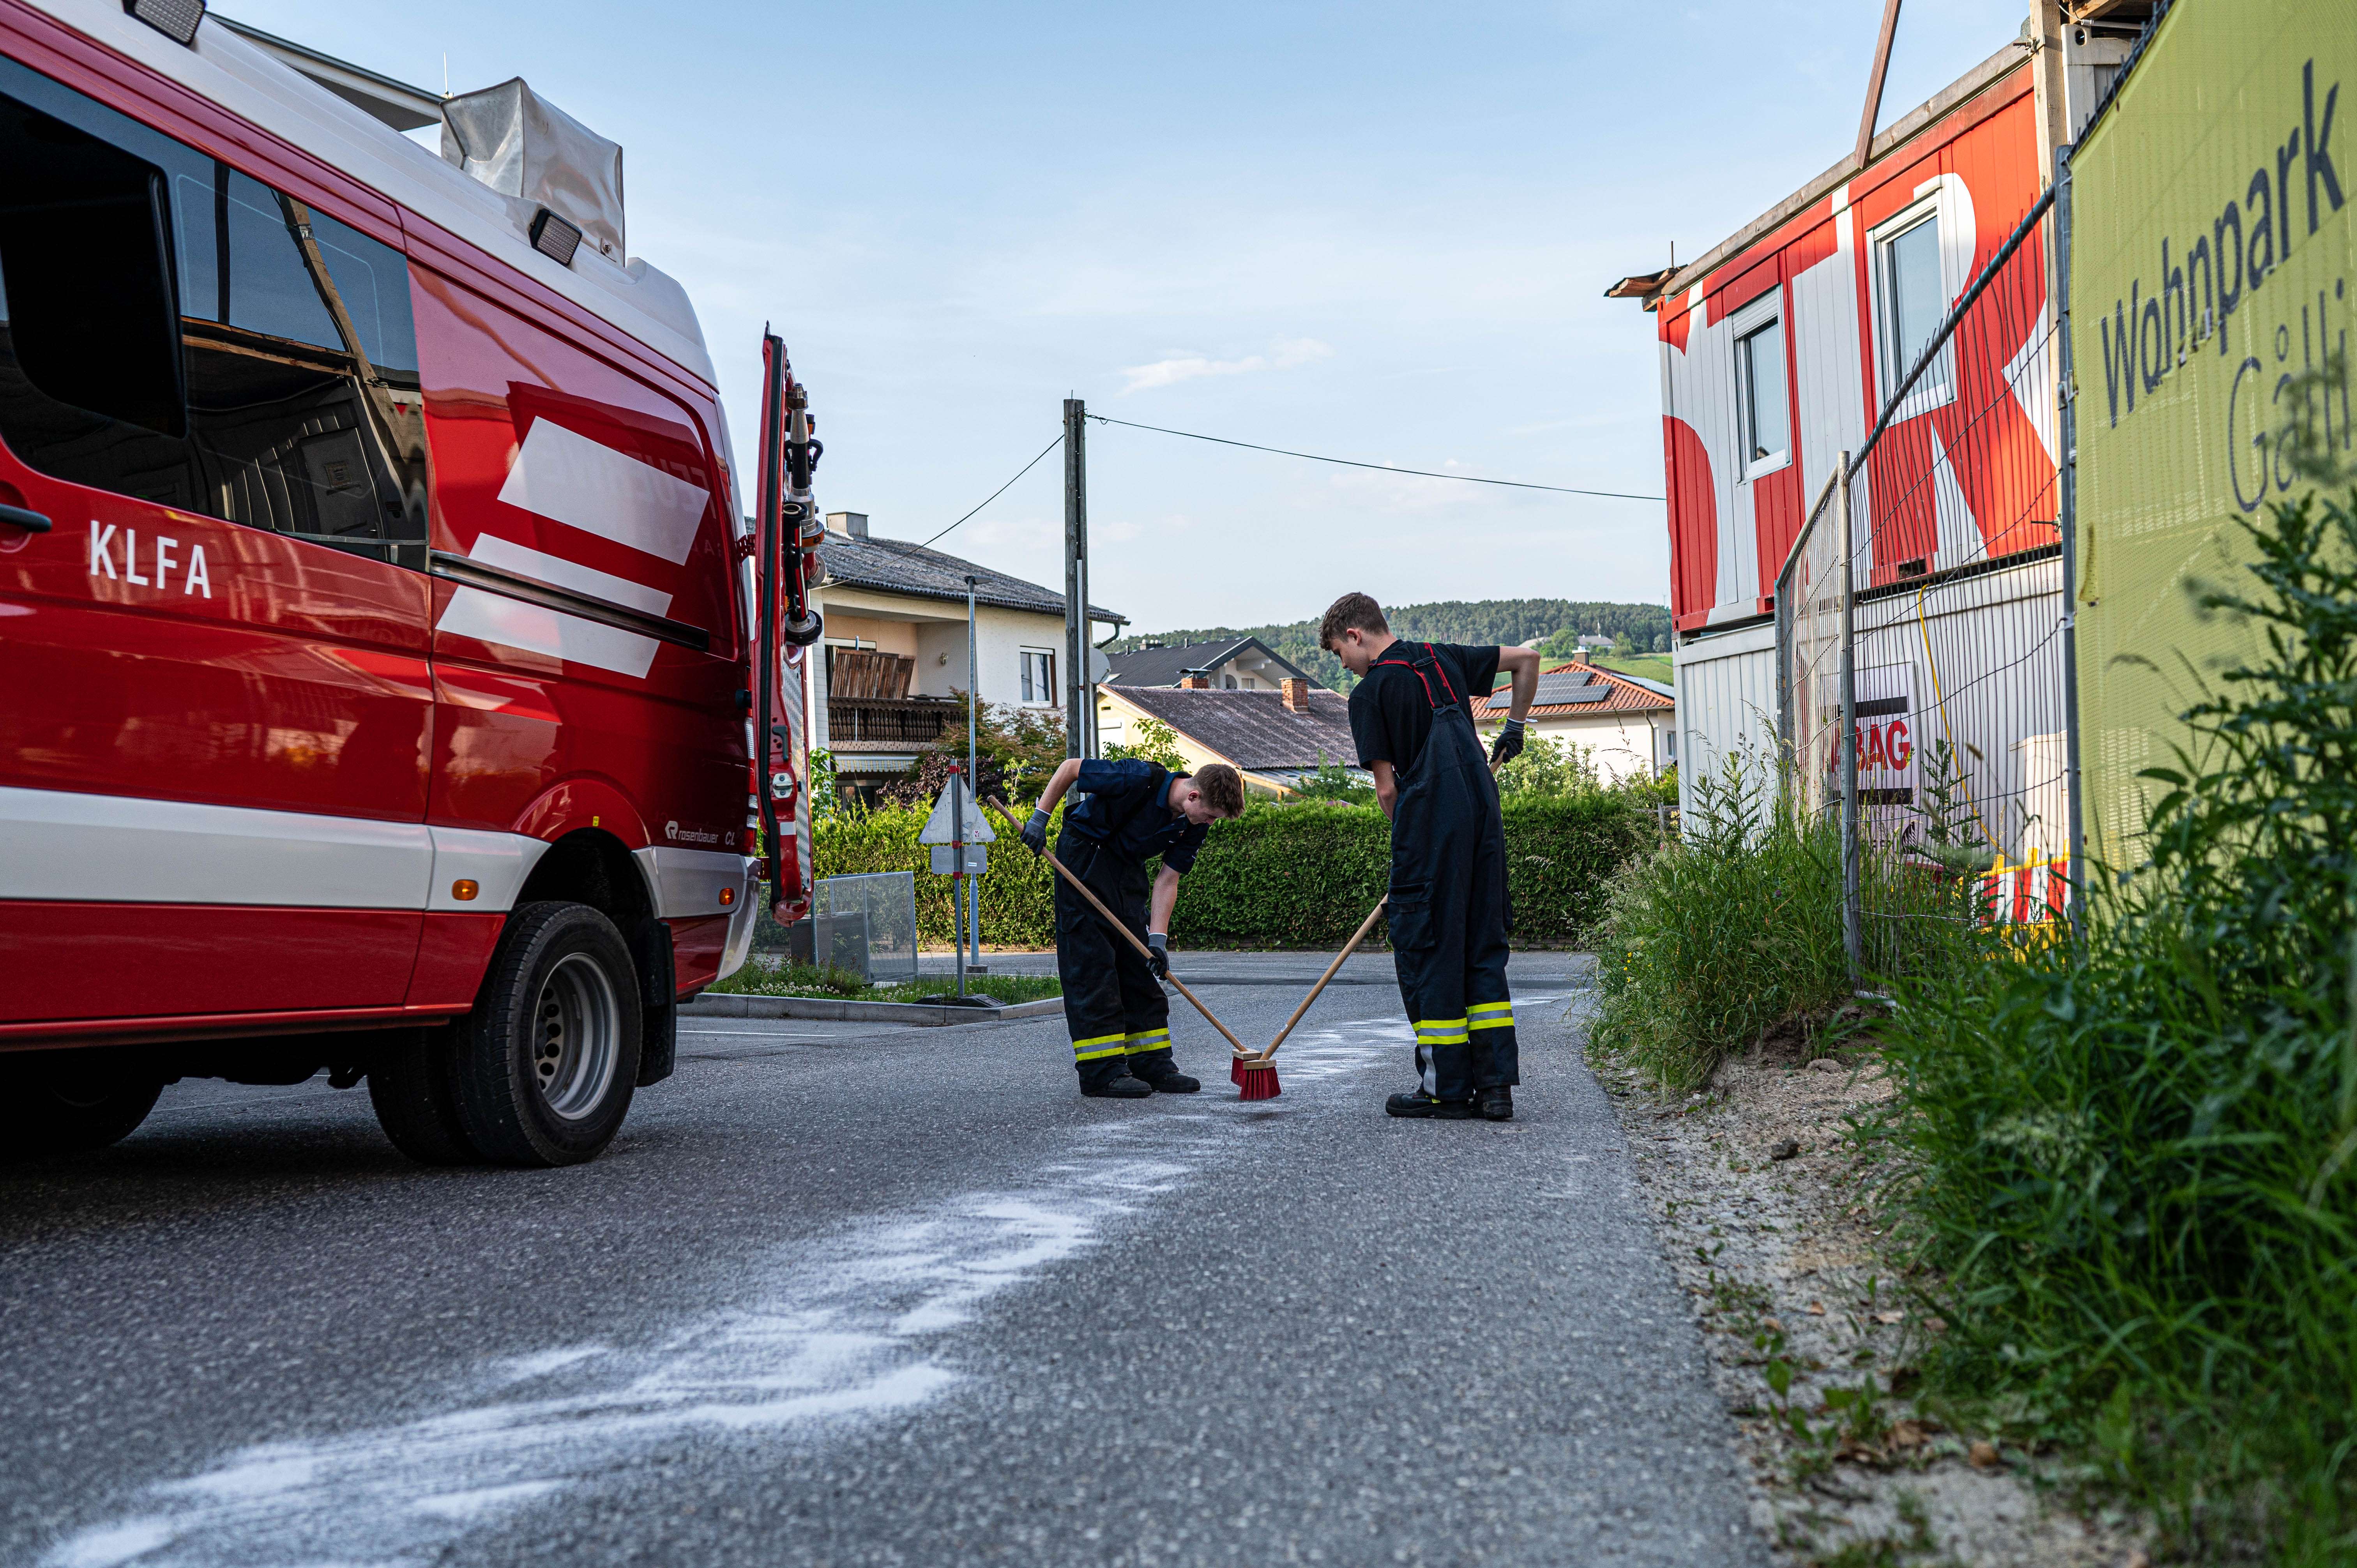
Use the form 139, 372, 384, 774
1586, 1031, 2149, 1568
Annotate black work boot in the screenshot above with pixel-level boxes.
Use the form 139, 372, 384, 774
1078, 1058, 1153, 1099
1477, 1086, 1514, 1121
1386, 1091, 1475, 1119
1127, 1048, 1200, 1093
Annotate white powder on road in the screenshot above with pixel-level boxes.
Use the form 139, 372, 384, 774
43, 1015, 1432, 1568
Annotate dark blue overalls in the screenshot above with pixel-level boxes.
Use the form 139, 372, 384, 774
1375, 645, 1518, 1101
1053, 759, 1197, 1091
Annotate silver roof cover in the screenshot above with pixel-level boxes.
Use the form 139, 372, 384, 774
441, 78, 624, 261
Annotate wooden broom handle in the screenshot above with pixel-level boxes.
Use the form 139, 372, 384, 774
984, 798, 1253, 1059
1251, 896, 1387, 1065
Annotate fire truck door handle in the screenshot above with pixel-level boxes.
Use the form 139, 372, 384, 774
0, 503, 51, 533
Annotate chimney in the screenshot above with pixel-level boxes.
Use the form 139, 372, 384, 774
1280, 676, 1310, 712
827, 511, 869, 540
1572, 648, 1590, 664
1178, 675, 1210, 689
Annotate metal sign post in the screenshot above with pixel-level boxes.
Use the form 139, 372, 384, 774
1063, 398, 1088, 760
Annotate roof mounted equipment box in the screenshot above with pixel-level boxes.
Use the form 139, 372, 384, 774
440, 78, 624, 263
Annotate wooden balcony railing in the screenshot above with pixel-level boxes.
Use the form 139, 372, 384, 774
827, 696, 959, 745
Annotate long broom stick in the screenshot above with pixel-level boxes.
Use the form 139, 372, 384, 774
1247, 895, 1388, 1068
983, 798, 1253, 1065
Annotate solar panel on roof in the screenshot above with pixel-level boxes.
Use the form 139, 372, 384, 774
1529, 671, 1608, 705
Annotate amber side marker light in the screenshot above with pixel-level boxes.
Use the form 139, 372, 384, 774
718, 886, 737, 907
452, 879, 480, 901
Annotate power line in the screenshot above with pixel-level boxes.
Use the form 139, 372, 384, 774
1086, 415, 1664, 501
919, 434, 1065, 549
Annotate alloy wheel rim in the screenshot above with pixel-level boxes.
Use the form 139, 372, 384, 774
532, 952, 620, 1121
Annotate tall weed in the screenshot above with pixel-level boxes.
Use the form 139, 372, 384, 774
1589, 755, 1853, 1090
1872, 489, 2357, 1562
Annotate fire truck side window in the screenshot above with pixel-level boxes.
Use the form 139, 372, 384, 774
0, 60, 426, 567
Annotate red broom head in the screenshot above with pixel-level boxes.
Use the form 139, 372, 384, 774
1235, 1058, 1281, 1101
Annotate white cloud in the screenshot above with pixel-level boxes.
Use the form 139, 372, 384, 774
1118, 337, 1332, 395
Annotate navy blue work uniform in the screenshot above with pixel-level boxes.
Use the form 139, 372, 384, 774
1053, 759, 1207, 1089
1349, 643, 1518, 1102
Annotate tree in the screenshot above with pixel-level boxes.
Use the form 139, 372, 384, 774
1103, 715, 1186, 771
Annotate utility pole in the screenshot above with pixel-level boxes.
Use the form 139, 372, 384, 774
1063, 397, 1089, 760
965, 575, 983, 966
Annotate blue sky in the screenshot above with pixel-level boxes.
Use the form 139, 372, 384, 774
224, 0, 2026, 634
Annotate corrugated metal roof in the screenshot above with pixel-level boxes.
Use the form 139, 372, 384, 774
815, 535, 1123, 623
1105, 686, 1357, 771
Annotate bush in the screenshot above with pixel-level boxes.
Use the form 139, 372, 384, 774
1587, 757, 1855, 1091
1873, 489, 2357, 1560
805, 782, 1663, 950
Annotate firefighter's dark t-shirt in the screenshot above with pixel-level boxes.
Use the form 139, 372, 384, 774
1348, 641, 1502, 778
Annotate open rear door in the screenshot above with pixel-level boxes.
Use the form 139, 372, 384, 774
754, 334, 821, 924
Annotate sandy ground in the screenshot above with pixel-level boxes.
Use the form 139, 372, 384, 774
1587, 1028, 2150, 1568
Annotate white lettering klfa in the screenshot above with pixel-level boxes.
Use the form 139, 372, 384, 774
88, 520, 211, 598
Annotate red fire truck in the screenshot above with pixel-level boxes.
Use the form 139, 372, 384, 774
0, 0, 822, 1165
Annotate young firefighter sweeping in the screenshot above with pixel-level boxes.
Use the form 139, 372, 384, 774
1321, 593, 1540, 1121
1021, 758, 1247, 1098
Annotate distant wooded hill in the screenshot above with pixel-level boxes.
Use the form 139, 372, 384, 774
1109, 599, 1673, 692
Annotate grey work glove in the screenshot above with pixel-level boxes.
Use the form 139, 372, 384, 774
1021, 807, 1050, 856
1489, 718, 1526, 768
1146, 931, 1170, 981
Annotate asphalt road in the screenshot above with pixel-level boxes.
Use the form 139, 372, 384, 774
1, 960, 1763, 1568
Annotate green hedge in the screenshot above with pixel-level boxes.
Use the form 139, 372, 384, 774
793, 794, 1658, 950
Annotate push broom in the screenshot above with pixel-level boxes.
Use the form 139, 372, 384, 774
982, 799, 1257, 1081
1230, 896, 1389, 1100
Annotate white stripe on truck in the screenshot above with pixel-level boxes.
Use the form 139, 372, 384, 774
0, 787, 551, 911
435, 585, 660, 679
495, 418, 709, 565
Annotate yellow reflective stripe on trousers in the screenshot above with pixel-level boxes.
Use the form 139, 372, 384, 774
1072, 1032, 1127, 1062
1123, 1029, 1171, 1053
1468, 1001, 1514, 1031
1415, 1017, 1470, 1045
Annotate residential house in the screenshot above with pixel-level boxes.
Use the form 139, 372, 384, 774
806, 512, 1123, 797
1102, 637, 1317, 692
1097, 677, 1367, 797
1473, 660, 1676, 784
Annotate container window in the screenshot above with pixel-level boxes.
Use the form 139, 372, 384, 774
1735, 318, 1788, 475
1877, 212, 1951, 401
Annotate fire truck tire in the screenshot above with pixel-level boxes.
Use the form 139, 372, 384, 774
454, 901, 642, 1167
367, 1026, 480, 1166
0, 1051, 163, 1161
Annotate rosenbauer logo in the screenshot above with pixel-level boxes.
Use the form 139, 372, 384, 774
664, 820, 723, 846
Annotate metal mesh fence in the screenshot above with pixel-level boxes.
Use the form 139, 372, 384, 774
1777, 185, 2073, 979
814, 871, 921, 985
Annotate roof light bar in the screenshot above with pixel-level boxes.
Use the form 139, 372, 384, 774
529, 208, 583, 268
124, 0, 205, 46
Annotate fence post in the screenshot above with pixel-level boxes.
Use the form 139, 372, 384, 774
2053, 145, 2087, 932
1837, 451, 1861, 976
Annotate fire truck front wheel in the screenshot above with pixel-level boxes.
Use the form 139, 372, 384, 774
0, 1049, 164, 1162
454, 902, 643, 1167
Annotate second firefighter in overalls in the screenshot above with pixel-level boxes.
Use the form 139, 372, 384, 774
1021, 758, 1246, 1098
1322, 592, 1540, 1121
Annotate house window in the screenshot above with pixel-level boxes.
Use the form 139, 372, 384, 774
1876, 209, 1951, 403
1020, 648, 1056, 705
1734, 318, 1788, 475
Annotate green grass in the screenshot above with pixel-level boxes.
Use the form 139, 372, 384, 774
1591, 652, 1674, 684
1586, 756, 1857, 1091
708, 958, 1062, 1006
1862, 487, 2357, 1563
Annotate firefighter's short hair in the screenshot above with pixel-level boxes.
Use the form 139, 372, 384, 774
1318, 592, 1389, 650
1187, 763, 1246, 818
